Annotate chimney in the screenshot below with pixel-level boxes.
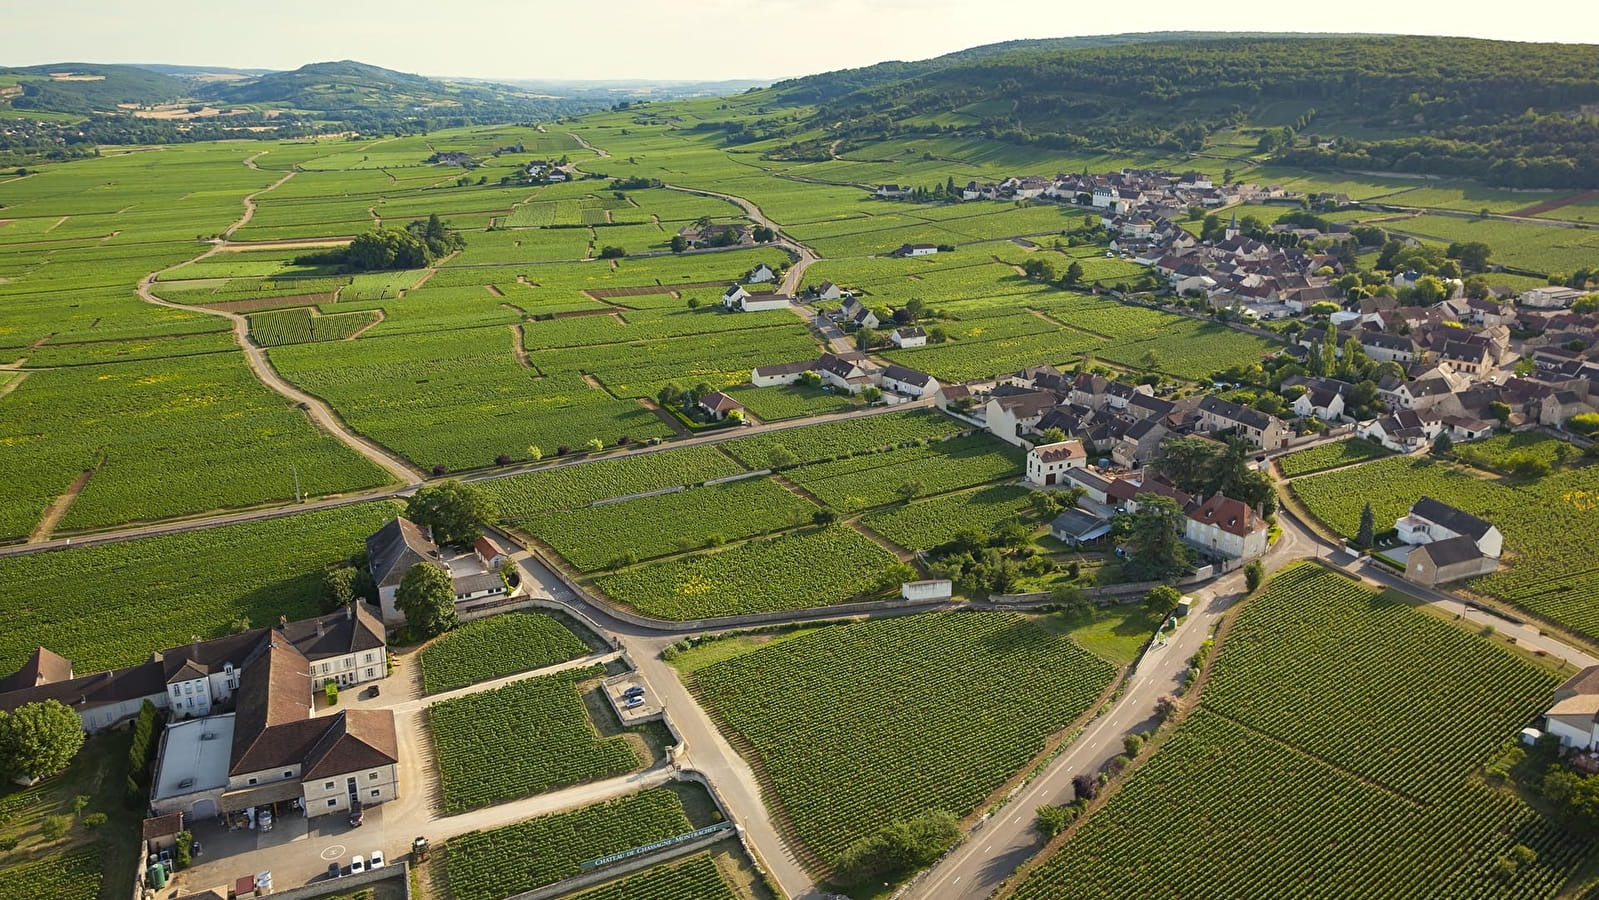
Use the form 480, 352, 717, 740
316, 618, 325, 638
346, 603, 355, 621
278, 615, 288, 629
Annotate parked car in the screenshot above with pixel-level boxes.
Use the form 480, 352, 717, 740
370, 850, 386, 870
622, 696, 646, 710
349, 806, 364, 828
622, 685, 646, 699
327, 862, 342, 880
350, 856, 366, 875
365, 684, 380, 698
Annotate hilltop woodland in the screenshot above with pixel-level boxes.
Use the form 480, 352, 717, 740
767, 37, 1599, 188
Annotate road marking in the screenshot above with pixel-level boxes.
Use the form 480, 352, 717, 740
320, 844, 345, 860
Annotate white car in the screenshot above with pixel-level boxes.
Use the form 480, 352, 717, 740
350, 856, 366, 875
370, 850, 386, 870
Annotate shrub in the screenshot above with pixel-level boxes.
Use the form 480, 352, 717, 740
324, 682, 339, 705
1072, 773, 1098, 801
82, 813, 107, 828
41, 814, 74, 840
1036, 804, 1077, 838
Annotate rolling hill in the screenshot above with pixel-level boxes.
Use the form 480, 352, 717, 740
769, 35, 1599, 189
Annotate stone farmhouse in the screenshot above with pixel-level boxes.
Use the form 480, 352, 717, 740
721, 283, 790, 313
1107, 473, 1269, 561
1395, 497, 1502, 587
1025, 439, 1087, 486
1545, 666, 1599, 750
367, 518, 511, 626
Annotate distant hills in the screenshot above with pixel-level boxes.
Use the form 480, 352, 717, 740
766, 35, 1599, 189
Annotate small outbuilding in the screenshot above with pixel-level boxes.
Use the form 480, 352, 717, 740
902, 580, 953, 602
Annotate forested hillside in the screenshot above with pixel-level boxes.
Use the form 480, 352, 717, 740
777, 36, 1599, 188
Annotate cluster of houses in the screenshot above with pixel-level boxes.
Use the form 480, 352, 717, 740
367, 518, 513, 626
1017, 435, 1271, 563
675, 222, 755, 249
0, 605, 399, 823
752, 351, 940, 399
881, 169, 1301, 212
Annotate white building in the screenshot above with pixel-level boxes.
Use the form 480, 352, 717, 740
1025, 440, 1087, 486
1395, 496, 1503, 558
890, 326, 927, 348
1545, 666, 1599, 749
748, 263, 777, 284
902, 580, 953, 602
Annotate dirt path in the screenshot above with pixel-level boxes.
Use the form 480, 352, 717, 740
1510, 189, 1598, 218
509, 323, 534, 369
30, 465, 96, 544
638, 397, 690, 437
484, 283, 505, 297
655, 182, 821, 294
130, 157, 424, 485
224, 169, 296, 239
0, 371, 27, 400
848, 518, 917, 565
344, 309, 384, 340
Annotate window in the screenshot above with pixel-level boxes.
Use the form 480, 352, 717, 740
327, 798, 339, 807
370, 789, 380, 798
183, 683, 193, 695
170, 686, 180, 697
325, 781, 335, 790
369, 772, 378, 780
283, 771, 293, 778
366, 668, 376, 678
364, 652, 374, 663
248, 778, 257, 786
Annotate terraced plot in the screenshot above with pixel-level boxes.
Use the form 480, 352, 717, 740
419, 612, 592, 694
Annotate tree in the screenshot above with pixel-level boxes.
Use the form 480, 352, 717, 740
1432, 430, 1454, 456
1446, 241, 1492, 271
1049, 585, 1095, 618
321, 565, 362, 613
1244, 559, 1264, 593
855, 327, 880, 351
669, 234, 687, 253
1063, 260, 1085, 286
657, 384, 684, 409
1355, 501, 1376, 550
1542, 769, 1599, 834
1142, 584, 1183, 618
598, 245, 625, 259
1071, 773, 1098, 801
767, 446, 797, 469
812, 509, 838, 526
751, 225, 775, 242
0, 700, 86, 782
861, 385, 883, 402
1022, 257, 1057, 281
585, 437, 605, 452
1125, 495, 1190, 581
1489, 401, 1512, 423
1038, 426, 1067, 444
1138, 349, 1161, 372
897, 480, 926, 502
395, 562, 457, 638
526, 445, 543, 463
405, 481, 498, 548
832, 810, 961, 885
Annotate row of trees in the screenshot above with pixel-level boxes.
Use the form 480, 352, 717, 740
295, 214, 465, 272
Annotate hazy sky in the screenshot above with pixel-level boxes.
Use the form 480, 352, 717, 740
2, 0, 1593, 83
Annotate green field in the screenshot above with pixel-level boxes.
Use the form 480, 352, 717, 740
429, 664, 640, 812
1289, 456, 1599, 640
690, 611, 1118, 872
860, 484, 1033, 550
1008, 564, 1583, 900
561, 853, 740, 900
0, 502, 394, 674
484, 445, 749, 520
593, 525, 899, 619
419, 612, 592, 694
1275, 437, 1391, 477
524, 476, 817, 572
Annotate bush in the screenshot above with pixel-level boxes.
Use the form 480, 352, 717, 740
81, 813, 107, 828
1123, 733, 1144, 756
175, 830, 193, 868
41, 814, 73, 841
1035, 804, 1077, 838
324, 682, 339, 705
832, 809, 961, 884
1244, 559, 1264, 593
1072, 773, 1098, 801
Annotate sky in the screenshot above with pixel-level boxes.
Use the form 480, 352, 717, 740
1, 0, 1593, 83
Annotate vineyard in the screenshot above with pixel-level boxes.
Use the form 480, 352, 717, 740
563, 853, 739, 900
1275, 437, 1390, 478
442, 789, 694, 900
524, 477, 817, 572
593, 525, 899, 620
781, 434, 1022, 512
429, 664, 640, 812
1290, 456, 1599, 641
419, 612, 591, 695
720, 409, 963, 469
0, 503, 394, 673
690, 612, 1117, 870
484, 446, 748, 521
246, 307, 381, 347
860, 484, 1033, 550
1007, 565, 1582, 900
0, 847, 101, 900
723, 384, 862, 420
